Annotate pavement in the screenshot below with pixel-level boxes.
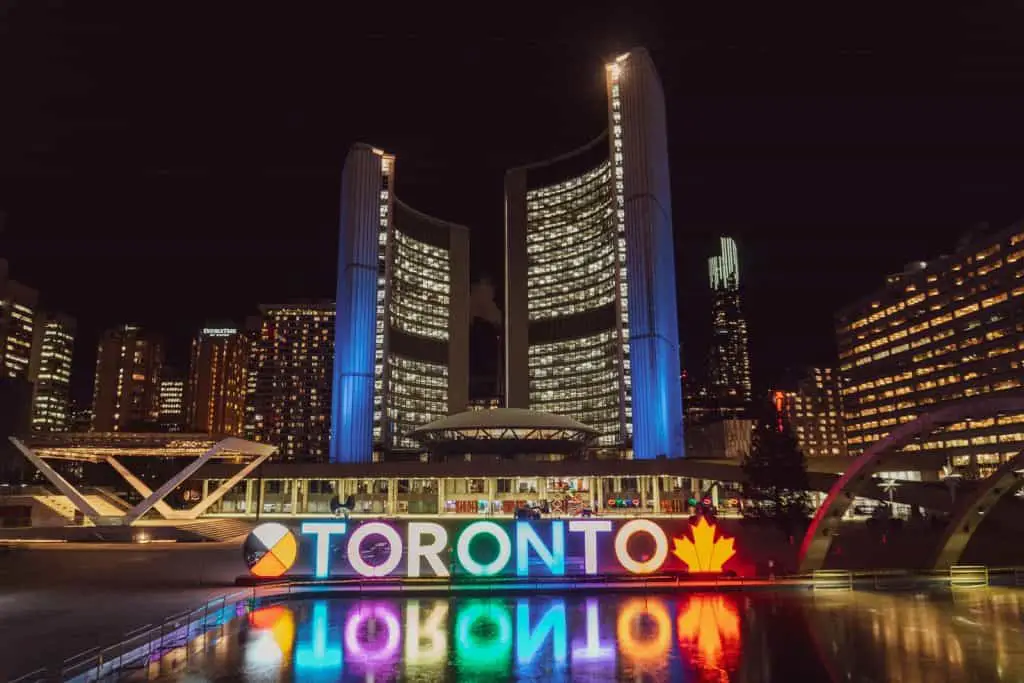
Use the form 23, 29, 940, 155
0, 542, 243, 681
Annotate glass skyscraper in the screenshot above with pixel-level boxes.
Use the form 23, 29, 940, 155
708, 236, 752, 416
332, 145, 470, 463
504, 49, 684, 459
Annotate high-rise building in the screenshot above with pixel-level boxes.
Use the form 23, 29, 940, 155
837, 223, 1024, 476
158, 367, 186, 432
331, 146, 470, 463
708, 236, 752, 416
186, 326, 248, 436
504, 48, 684, 459
28, 312, 76, 432
772, 367, 847, 457
0, 259, 38, 380
91, 325, 164, 431
247, 303, 334, 462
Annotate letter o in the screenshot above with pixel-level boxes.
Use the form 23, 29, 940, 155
347, 522, 403, 577
456, 521, 512, 576
614, 519, 669, 574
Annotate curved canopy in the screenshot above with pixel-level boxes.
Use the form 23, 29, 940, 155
408, 409, 599, 456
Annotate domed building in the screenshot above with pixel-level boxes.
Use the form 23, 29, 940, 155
408, 408, 599, 461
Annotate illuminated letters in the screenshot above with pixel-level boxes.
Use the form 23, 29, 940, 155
455, 600, 513, 673
405, 600, 448, 666
617, 598, 672, 664
614, 519, 669, 574
572, 598, 615, 665
568, 519, 613, 574
407, 522, 450, 578
294, 601, 342, 672
343, 603, 401, 661
456, 521, 512, 576
347, 522, 402, 578
516, 600, 567, 665
301, 521, 347, 578
516, 521, 565, 576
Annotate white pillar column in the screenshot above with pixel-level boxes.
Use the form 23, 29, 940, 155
652, 476, 661, 515
245, 480, 255, 516
437, 479, 446, 515
290, 480, 299, 516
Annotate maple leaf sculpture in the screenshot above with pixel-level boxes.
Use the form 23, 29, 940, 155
672, 517, 736, 573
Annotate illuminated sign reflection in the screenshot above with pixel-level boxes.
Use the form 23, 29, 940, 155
241, 594, 747, 680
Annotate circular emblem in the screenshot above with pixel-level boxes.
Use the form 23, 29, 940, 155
244, 522, 298, 577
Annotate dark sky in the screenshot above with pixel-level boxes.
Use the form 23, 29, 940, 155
2, 1, 1024, 405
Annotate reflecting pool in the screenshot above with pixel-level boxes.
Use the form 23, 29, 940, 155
143, 589, 1024, 682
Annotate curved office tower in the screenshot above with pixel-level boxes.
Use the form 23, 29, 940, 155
505, 48, 684, 459
332, 145, 469, 463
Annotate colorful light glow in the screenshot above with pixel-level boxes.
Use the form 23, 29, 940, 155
247, 523, 298, 578
516, 520, 565, 576
301, 521, 347, 578
454, 600, 513, 674
614, 519, 669, 574
677, 594, 741, 676
572, 598, 616, 666
516, 600, 567, 665
245, 605, 295, 669
617, 598, 672, 664
294, 601, 342, 675
456, 521, 512, 576
671, 517, 736, 573
407, 522, 449, 578
343, 603, 401, 663
568, 519, 613, 574
405, 600, 448, 667
346, 522, 402, 577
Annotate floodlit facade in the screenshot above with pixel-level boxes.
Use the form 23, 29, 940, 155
504, 48, 683, 459
187, 327, 248, 436
246, 304, 334, 462
0, 259, 38, 380
708, 237, 752, 416
773, 367, 847, 457
157, 368, 186, 432
332, 145, 470, 463
837, 223, 1024, 476
28, 312, 75, 432
91, 325, 164, 431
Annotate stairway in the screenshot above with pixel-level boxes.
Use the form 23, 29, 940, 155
173, 518, 255, 542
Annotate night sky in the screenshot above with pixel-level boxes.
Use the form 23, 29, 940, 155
2, 2, 1024, 405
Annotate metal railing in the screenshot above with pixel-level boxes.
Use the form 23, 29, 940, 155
13, 590, 253, 683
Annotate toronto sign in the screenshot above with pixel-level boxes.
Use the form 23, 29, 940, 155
243, 517, 738, 579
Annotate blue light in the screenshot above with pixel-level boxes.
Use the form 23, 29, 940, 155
294, 601, 342, 677
331, 147, 384, 463
516, 600, 567, 665
516, 521, 565, 576
301, 521, 347, 578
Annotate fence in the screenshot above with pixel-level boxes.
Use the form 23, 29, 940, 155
11, 590, 254, 683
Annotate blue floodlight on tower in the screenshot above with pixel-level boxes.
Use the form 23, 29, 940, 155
331, 145, 388, 463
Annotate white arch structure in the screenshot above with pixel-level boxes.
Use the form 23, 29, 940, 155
798, 396, 1024, 573
9, 435, 276, 526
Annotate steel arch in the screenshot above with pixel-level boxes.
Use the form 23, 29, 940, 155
798, 395, 1024, 573
930, 448, 1024, 569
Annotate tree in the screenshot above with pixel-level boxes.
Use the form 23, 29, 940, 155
741, 418, 812, 537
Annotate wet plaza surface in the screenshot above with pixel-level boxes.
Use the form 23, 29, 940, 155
139, 588, 1024, 682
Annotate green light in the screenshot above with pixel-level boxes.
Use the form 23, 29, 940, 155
454, 600, 513, 675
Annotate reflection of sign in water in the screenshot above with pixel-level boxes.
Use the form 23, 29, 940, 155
671, 517, 736, 573
677, 595, 741, 676
244, 523, 298, 577
242, 596, 745, 680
